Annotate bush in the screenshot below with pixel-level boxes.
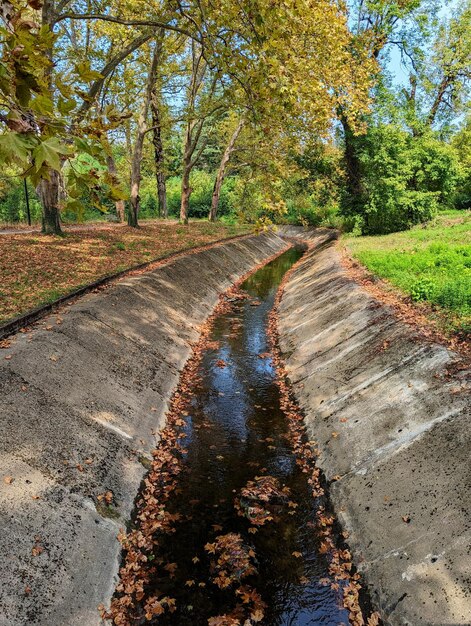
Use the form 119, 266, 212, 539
285, 197, 343, 229
346, 125, 461, 235
0, 179, 42, 223
164, 172, 237, 219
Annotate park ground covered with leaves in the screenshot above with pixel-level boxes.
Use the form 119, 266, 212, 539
0, 221, 250, 324
344, 210, 471, 338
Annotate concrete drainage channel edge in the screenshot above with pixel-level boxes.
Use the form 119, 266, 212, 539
0, 232, 288, 626
277, 226, 471, 626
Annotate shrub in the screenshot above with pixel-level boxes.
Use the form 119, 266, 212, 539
410, 277, 435, 302
346, 125, 461, 235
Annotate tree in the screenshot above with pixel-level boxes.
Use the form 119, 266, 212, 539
128, 43, 160, 227
209, 117, 244, 221
401, 1, 471, 134
338, 0, 427, 212
0, 0, 203, 233
180, 42, 223, 224
354, 124, 460, 233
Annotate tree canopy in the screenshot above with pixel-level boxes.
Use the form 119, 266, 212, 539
0, 0, 469, 233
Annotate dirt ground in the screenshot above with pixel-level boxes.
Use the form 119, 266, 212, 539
0, 220, 250, 323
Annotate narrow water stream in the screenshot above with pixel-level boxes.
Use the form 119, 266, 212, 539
132, 246, 354, 625
110, 246, 374, 626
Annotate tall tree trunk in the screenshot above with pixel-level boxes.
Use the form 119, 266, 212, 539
151, 90, 167, 218
129, 131, 145, 227
128, 44, 160, 228
209, 119, 244, 222
179, 43, 211, 225
37, 0, 62, 234
106, 155, 125, 222
180, 156, 191, 225
340, 114, 365, 214
37, 169, 62, 234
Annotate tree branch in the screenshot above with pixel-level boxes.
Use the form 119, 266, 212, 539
55, 13, 202, 43
75, 32, 153, 120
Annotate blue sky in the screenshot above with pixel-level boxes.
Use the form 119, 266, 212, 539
386, 0, 459, 86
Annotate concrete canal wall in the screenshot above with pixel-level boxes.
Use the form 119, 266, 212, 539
277, 227, 471, 626
0, 232, 287, 626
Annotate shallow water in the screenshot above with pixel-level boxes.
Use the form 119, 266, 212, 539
147, 247, 351, 625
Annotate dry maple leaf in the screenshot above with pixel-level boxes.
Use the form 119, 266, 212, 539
251, 608, 264, 622
367, 612, 381, 626
31, 545, 43, 557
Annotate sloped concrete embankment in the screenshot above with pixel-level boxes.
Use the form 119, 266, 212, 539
277, 227, 471, 626
0, 232, 287, 626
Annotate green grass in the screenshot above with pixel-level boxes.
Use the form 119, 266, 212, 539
344, 210, 471, 335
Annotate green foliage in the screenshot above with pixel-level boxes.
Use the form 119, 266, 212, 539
345, 211, 471, 333
410, 277, 435, 302
145, 171, 237, 219
346, 125, 461, 234
0, 178, 42, 223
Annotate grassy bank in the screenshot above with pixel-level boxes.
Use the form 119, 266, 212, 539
0, 220, 251, 324
344, 210, 471, 336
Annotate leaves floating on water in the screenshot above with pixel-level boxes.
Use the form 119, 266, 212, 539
234, 475, 290, 526
205, 532, 257, 589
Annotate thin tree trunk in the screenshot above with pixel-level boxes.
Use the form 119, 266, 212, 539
426, 76, 450, 129
151, 89, 167, 218
209, 119, 244, 222
180, 156, 191, 225
106, 155, 125, 222
179, 43, 210, 225
129, 131, 145, 227
128, 44, 160, 228
150, 30, 167, 218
